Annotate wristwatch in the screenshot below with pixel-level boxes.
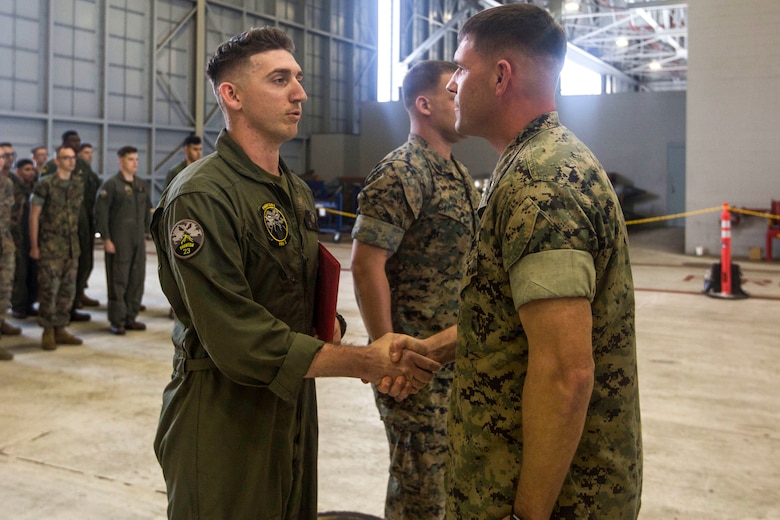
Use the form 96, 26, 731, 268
335, 312, 347, 337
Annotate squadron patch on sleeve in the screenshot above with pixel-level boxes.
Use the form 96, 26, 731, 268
171, 219, 205, 259
261, 202, 289, 246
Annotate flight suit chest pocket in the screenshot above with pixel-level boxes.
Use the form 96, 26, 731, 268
246, 230, 297, 284
245, 229, 306, 321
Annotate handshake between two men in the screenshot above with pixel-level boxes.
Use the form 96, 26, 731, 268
306, 328, 456, 402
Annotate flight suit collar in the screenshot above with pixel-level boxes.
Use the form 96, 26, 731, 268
215, 129, 309, 230
216, 129, 292, 183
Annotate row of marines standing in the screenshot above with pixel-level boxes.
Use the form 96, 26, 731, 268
0, 132, 155, 358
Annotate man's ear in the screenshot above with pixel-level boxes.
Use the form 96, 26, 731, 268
415, 95, 432, 116
218, 81, 241, 110
495, 59, 512, 96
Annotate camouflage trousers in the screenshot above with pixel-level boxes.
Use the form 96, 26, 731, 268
373, 367, 452, 520
0, 237, 15, 316
37, 258, 78, 328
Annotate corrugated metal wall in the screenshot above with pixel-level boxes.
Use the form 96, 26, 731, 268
0, 0, 377, 202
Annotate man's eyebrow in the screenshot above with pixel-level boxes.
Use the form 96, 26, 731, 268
268, 68, 303, 77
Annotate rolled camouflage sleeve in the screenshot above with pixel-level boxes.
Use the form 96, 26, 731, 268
352, 161, 426, 253
500, 185, 597, 309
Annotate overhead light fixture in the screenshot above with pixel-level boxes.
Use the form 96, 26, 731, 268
616, 37, 629, 48
564, 1, 580, 12
648, 61, 662, 71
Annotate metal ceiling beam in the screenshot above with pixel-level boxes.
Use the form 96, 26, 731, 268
566, 42, 641, 87
635, 8, 687, 59
624, 0, 687, 8
400, 9, 471, 67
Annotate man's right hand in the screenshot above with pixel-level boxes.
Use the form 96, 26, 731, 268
368, 333, 440, 401
375, 328, 457, 398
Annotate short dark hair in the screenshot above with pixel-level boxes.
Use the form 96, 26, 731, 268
459, 4, 567, 73
402, 60, 458, 110
80, 143, 92, 151
207, 26, 295, 88
0, 142, 12, 148
183, 135, 202, 147
61, 130, 80, 142
117, 145, 138, 158
31, 145, 46, 154
15, 158, 34, 169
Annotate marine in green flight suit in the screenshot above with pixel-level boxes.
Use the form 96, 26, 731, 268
94, 146, 152, 332
150, 27, 442, 520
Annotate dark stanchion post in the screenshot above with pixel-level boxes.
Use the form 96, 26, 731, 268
706, 202, 748, 299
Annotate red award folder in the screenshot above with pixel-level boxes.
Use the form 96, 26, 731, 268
315, 242, 341, 342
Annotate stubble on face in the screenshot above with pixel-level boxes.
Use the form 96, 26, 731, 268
429, 73, 464, 146
238, 51, 307, 145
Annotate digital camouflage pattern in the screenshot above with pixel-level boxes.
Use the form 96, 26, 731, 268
449, 113, 642, 519
42, 157, 101, 309
10, 173, 33, 248
0, 175, 16, 319
352, 134, 480, 520
11, 173, 38, 315
32, 172, 84, 328
36, 258, 78, 328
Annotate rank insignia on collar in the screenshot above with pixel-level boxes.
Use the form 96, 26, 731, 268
261, 202, 289, 246
171, 219, 204, 259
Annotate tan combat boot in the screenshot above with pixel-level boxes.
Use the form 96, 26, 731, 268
54, 327, 83, 346
41, 328, 56, 350
0, 320, 22, 335
0, 342, 13, 361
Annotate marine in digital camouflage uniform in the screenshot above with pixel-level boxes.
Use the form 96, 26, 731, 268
0, 172, 16, 314
10, 160, 39, 319
434, 5, 643, 518
1, 163, 21, 360
448, 111, 642, 519
30, 146, 85, 349
352, 60, 480, 520
41, 134, 102, 318
0, 142, 24, 345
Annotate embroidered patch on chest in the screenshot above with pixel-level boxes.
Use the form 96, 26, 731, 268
171, 219, 205, 259
261, 203, 289, 246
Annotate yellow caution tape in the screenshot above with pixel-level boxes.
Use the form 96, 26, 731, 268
625, 206, 722, 226
731, 207, 780, 220
315, 206, 358, 219
317, 204, 780, 227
